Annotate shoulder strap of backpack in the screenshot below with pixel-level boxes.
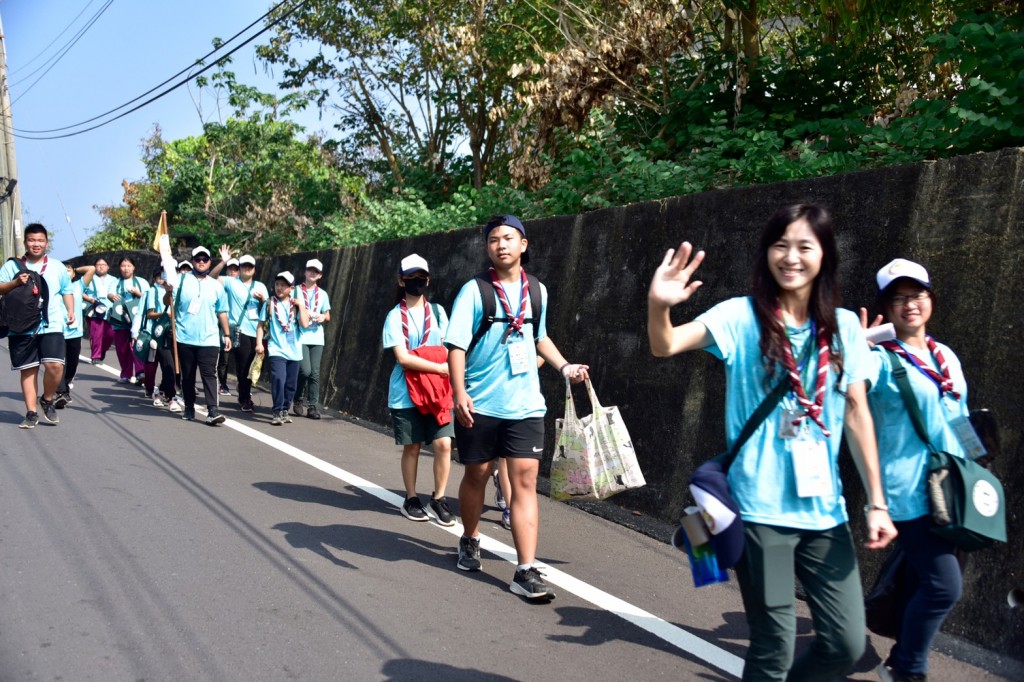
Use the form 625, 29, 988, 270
467, 272, 497, 356
526, 273, 542, 327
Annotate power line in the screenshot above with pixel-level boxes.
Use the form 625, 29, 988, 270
8, 0, 101, 78
9, 0, 115, 107
9, 0, 307, 140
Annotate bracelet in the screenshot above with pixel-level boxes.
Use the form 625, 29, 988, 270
863, 503, 889, 513
558, 362, 571, 376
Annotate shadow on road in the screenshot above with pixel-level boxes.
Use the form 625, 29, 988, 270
381, 658, 519, 681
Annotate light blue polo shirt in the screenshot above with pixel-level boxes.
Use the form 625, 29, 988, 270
137, 285, 168, 334
171, 273, 228, 347
0, 256, 74, 336
294, 285, 331, 346
866, 341, 969, 522
84, 273, 117, 320
695, 296, 872, 531
445, 277, 548, 420
382, 301, 449, 409
260, 296, 303, 361
62, 279, 86, 340
223, 277, 268, 338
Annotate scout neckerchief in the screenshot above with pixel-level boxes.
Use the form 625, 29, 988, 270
271, 295, 295, 332
776, 306, 831, 437
879, 337, 961, 400
301, 283, 320, 314
22, 255, 46, 295
489, 266, 528, 342
399, 298, 432, 350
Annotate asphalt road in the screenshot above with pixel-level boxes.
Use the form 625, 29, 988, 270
0, 349, 1018, 681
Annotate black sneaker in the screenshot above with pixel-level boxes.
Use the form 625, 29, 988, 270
511, 566, 556, 601
401, 497, 429, 522
182, 406, 196, 421
426, 495, 455, 526
40, 398, 59, 424
54, 393, 68, 409
206, 411, 226, 426
457, 535, 481, 572
19, 411, 39, 429
306, 405, 321, 420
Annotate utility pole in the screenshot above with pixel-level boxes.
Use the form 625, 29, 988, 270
0, 11, 23, 260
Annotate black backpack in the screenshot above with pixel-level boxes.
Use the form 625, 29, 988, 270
0, 258, 49, 338
466, 270, 543, 356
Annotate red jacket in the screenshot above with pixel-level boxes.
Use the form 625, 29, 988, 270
404, 345, 453, 426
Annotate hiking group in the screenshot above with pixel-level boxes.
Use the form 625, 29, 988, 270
2, 206, 977, 681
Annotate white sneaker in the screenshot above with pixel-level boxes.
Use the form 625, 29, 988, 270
168, 398, 183, 413
152, 395, 166, 408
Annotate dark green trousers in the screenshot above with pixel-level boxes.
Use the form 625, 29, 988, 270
734, 522, 866, 682
296, 343, 324, 408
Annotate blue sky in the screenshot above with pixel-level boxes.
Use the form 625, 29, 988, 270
3, 0, 334, 260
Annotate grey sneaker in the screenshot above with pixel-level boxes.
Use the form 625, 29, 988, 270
457, 535, 481, 572
19, 411, 39, 429
306, 405, 321, 420
511, 566, 556, 601
205, 411, 226, 426
283, 410, 293, 423
502, 508, 512, 530
291, 400, 305, 417
40, 398, 59, 424
426, 495, 455, 526
401, 497, 429, 522
271, 411, 284, 426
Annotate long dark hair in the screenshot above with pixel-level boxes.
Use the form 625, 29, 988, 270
751, 203, 844, 382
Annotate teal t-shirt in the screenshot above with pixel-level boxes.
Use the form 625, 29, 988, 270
223, 277, 268, 338
110, 276, 150, 330
382, 301, 449, 409
0, 256, 74, 336
84, 273, 117, 320
295, 284, 331, 346
260, 296, 303, 361
172, 273, 229, 347
695, 296, 872, 531
444, 277, 548, 420
63, 279, 86, 340
866, 341, 969, 522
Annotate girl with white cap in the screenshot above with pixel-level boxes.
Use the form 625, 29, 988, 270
381, 254, 455, 526
863, 259, 969, 682
256, 272, 310, 426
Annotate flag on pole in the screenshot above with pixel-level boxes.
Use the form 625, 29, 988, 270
153, 211, 177, 284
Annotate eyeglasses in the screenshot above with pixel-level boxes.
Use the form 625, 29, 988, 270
193, 256, 211, 263
890, 291, 930, 307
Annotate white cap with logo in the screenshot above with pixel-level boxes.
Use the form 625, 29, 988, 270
276, 271, 295, 285
306, 258, 323, 272
876, 258, 931, 292
399, 254, 429, 276
191, 246, 211, 258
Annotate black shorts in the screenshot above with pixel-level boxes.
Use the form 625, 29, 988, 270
454, 414, 545, 464
9, 332, 66, 370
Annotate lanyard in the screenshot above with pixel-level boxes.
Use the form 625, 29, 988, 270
301, 284, 319, 313
488, 267, 528, 343
399, 299, 432, 349
271, 296, 294, 332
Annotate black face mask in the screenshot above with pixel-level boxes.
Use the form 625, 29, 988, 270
403, 279, 428, 296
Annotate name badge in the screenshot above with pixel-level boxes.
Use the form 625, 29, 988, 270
507, 337, 530, 375
285, 329, 297, 345
949, 415, 987, 461
247, 303, 259, 320
791, 429, 834, 498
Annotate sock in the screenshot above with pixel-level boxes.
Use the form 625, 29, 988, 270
517, 563, 532, 572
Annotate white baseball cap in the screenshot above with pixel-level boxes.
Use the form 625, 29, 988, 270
275, 271, 295, 285
191, 246, 211, 258
399, 254, 429, 276
176, 260, 193, 271
876, 258, 931, 292
226, 258, 240, 267
305, 258, 323, 272
239, 255, 256, 266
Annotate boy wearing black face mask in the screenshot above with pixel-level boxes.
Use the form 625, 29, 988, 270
293, 258, 332, 420
382, 254, 456, 525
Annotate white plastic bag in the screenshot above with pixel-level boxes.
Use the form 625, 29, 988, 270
551, 378, 645, 501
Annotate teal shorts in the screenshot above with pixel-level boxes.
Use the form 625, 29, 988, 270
390, 407, 455, 445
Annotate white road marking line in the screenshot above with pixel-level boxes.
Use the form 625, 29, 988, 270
87, 356, 745, 678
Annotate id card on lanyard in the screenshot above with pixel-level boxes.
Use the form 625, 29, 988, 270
791, 425, 834, 498
507, 337, 530, 375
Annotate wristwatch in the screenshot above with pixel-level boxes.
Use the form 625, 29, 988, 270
864, 502, 889, 513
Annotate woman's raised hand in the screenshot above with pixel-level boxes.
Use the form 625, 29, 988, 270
648, 241, 705, 308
